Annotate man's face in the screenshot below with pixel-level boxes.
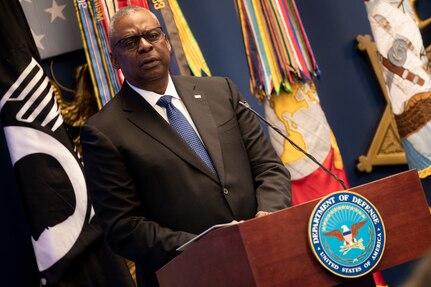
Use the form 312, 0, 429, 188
110, 10, 171, 92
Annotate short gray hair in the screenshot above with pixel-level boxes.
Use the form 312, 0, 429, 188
108, 6, 158, 42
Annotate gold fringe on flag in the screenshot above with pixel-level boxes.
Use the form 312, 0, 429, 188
167, 0, 211, 76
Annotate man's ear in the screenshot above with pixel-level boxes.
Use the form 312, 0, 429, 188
110, 52, 120, 70
165, 35, 172, 54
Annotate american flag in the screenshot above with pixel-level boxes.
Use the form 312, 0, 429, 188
20, 0, 83, 59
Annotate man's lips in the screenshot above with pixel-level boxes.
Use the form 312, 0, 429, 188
140, 57, 159, 68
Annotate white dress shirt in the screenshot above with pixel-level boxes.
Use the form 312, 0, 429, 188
127, 76, 203, 140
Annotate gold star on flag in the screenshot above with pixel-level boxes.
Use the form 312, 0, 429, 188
31, 29, 45, 50
44, 0, 66, 23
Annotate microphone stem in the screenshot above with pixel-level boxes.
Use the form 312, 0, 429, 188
239, 101, 347, 190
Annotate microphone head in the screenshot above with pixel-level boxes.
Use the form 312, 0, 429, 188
239, 101, 250, 108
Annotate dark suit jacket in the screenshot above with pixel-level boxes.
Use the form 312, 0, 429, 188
80, 76, 291, 287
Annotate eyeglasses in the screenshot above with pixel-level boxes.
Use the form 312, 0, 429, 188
113, 27, 164, 50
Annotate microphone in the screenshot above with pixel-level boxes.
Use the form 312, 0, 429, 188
239, 100, 347, 190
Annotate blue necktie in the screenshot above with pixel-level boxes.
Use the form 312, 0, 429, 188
157, 95, 217, 175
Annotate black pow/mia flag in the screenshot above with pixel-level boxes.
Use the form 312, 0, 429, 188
0, 0, 134, 286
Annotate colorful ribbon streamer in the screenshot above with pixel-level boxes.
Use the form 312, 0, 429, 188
236, 0, 319, 98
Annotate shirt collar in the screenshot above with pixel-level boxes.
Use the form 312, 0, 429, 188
127, 75, 179, 108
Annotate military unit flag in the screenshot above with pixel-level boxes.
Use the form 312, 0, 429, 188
235, 0, 349, 205
365, 0, 431, 204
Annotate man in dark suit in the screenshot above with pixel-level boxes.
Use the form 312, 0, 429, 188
80, 6, 291, 287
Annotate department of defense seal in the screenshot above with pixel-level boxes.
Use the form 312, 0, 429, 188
308, 191, 385, 278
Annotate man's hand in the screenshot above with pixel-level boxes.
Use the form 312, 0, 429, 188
255, 211, 272, 218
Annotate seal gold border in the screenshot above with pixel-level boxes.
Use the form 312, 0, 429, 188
308, 191, 386, 278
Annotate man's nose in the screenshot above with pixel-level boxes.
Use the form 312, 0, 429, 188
137, 36, 153, 51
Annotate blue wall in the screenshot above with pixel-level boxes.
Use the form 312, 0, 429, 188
1, 1, 430, 285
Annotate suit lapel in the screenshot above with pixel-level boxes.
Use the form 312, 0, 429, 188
172, 77, 225, 185
120, 83, 220, 183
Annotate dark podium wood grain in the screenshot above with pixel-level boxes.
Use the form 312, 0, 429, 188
157, 170, 431, 287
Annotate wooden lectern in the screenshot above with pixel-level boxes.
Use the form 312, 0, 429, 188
157, 170, 431, 286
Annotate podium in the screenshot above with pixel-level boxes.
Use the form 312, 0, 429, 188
157, 170, 431, 286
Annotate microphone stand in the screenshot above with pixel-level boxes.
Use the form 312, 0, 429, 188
239, 101, 347, 190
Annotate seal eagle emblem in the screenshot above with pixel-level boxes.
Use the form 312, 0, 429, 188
325, 220, 367, 255
308, 191, 386, 278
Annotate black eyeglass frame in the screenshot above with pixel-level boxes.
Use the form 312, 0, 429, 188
113, 26, 164, 50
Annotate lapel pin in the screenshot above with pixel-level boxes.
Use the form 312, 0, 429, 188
194, 95, 202, 99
